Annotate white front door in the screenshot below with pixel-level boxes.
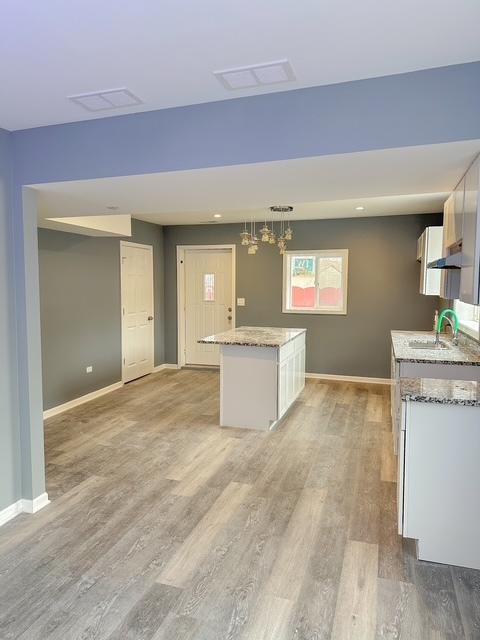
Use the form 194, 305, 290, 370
184, 248, 233, 366
121, 242, 154, 383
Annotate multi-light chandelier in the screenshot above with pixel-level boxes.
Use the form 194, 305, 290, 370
240, 206, 294, 255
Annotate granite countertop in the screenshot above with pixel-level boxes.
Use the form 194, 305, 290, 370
400, 377, 480, 406
391, 330, 480, 366
198, 326, 306, 348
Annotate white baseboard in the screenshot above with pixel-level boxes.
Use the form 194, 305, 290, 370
21, 492, 50, 514
306, 372, 392, 385
0, 500, 23, 527
153, 363, 180, 372
43, 381, 124, 419
0, 492, 50, 527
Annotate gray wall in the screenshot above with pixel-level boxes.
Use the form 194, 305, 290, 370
0, 128, 21, 510
38, 219, 164, 410
164, 214, 442, 378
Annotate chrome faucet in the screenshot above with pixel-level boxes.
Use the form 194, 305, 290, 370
435, 308, 459, 346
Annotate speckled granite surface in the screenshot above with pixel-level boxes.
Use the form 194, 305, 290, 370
400, 377, 480, 406
198, 326, 306, 348
391, 330, 480, 366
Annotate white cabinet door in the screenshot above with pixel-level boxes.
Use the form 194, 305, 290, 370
440, 194, 461, 300
278, 360, 288, 418
460, 157, 480, 305
397, 419, 406, 535
453, 176, 465, 246
419, 227, 442, 296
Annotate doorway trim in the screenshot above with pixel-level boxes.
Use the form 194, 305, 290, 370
120, 240, 155, 383
176, 244, 236, 367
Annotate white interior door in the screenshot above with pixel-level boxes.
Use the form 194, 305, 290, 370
184, 248, 233, 366
121, 242, 154, 383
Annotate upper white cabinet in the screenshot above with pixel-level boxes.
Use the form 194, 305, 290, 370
439, 155, 480, 304
453, 176, 465, 247
417, 226, 442, 295
460, 156, 480, 305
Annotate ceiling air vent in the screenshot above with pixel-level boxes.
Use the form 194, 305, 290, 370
68, 88, 143, 112
214, 60, 295, 91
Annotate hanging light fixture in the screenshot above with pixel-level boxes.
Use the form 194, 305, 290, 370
260, 220, 271, 242
270, 205, 293, 253
240, 221, 250, 246
247, 220, 259, 254
240, 206, 293, 255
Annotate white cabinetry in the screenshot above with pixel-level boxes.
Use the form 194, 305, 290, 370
220, 331, 306, 431
440, 155, 480, 304
278, 332, 305, 419
440, 193, 461, 299
417, 226, 442, 295
398, 400, 480, 569
460, 156, 480, 304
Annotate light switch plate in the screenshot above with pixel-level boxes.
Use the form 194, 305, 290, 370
237, 297, 245, 306
86, 366, 93, 373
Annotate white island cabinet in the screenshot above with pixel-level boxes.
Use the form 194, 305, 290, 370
199, 327, 306, 431
397, 378, 480, 570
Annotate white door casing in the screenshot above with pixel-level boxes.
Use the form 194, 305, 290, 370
121, 241, 154, 382
178, 246, 235, 366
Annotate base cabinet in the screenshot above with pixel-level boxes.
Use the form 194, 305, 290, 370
278, 333, 305, 420
398, 400, 480, 570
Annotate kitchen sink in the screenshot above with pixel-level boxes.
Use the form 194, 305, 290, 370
408, 339, 450, 350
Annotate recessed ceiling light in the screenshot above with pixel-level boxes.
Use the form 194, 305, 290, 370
214, 60, 295, 91
213, 214, 222, 218
355, 206, 365, 211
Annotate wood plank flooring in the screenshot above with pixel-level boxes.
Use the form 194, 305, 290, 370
1, 369, 479, 639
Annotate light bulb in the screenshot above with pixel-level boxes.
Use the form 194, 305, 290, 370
284, 227, 293, 241
268, 232, 276, 244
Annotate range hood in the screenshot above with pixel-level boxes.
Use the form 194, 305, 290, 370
427, 253, 462, 269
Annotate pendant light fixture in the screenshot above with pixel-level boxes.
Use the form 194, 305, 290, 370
241, 206, 293, 255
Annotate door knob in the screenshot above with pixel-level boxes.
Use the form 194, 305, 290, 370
228, 307, 232, 312
227, 315, 232, 321
148, 316, 154, 321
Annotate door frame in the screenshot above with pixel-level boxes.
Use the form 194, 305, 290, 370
120, 240, 155, 382
177, 244, 236, 367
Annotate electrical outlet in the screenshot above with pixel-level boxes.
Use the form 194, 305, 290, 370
237, 297, 245, 306
86, 366, 93, 373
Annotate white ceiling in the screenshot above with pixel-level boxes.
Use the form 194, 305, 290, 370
1, 0, 480, 130
33, 140, 480, 226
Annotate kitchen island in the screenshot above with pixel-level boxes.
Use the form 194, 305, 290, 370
199, 326, 306, 430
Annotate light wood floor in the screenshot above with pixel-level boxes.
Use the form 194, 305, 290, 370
1, 370, 479, 639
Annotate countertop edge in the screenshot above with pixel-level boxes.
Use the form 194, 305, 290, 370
401, 393, 480, 407
198, 327, 306, 348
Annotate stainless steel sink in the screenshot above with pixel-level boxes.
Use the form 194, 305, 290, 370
408, 339, 450, 350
